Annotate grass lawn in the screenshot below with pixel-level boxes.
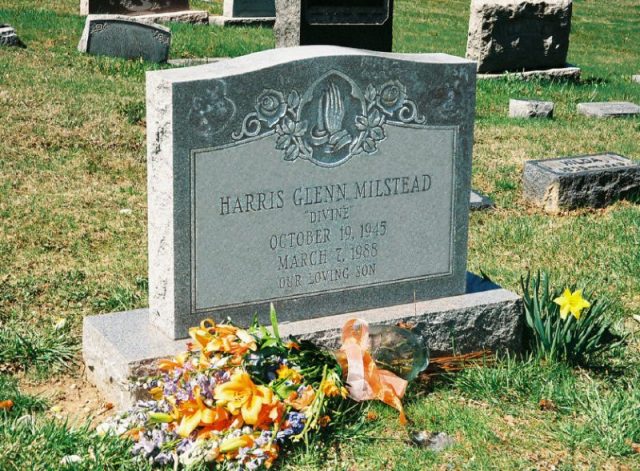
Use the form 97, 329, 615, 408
0, 0, 639, 469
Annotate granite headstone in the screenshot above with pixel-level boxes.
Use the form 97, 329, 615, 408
78, 15, 171, 63
466, 0, 573, 73
576, 102, 640, 118
509, 99, 554, 118
81, 0, 189, 15
523, 153, 640, 212
275, 0, 394, 52
224, 0, 275, 18
146, 46, 476, 339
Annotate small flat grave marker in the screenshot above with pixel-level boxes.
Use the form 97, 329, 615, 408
78, 15, 171, 63
577, 102, 640, 118
509, 99, 554, 119
523, 153, 640, 212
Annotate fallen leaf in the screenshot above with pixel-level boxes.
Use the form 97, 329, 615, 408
539, 399, 557, 412
0, 400, 14, 410
103, 402, 114, 411
631, 443, 640, 454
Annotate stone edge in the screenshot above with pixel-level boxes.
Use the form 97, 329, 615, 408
78, 14, 172, 53
209, 16, 275, 27
477, 66, 580, 81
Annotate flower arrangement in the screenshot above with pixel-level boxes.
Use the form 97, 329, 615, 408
520, 271, 625, 364
98, 308, 382, 469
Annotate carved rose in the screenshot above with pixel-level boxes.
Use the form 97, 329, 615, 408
255, 90, 287, 127
376, 80, 408, 115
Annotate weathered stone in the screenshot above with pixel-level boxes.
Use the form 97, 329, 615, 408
167, 57, 227, 67
477, 65, 580, 81
509, 99, 554, 118
470, 189, 494, 210
83, 273, 524, 408
633, 75, 640, 84
466, 0, 573, 73
80, 0, 189, 15
275, 0, 394, 52
576, 101, 640, 118
146, 46, 476, 340
0, 24, 26, 48
128, 10, 208, 24
78, 15, 171, 63
523, 153, 640, 212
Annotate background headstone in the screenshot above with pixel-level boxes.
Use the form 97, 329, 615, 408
509, 99, 554, 118
633, 75, 640, 84
0, 24, 26, 48
470, 190, 494, 210
466, 0, 573, 73
275, 0, 394, 52
577, 102, 640, 118
78, 15, 171, 63
146, 46, 476, 339
210, 0, 275, 26
523, 153, 640, 212
81, 0, 189, 15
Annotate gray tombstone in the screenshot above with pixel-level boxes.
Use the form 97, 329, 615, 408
275, 0, 394, 52
224, 0, 275, 18
509, 99, 554, 118
80, 0, 189, 15
78, 15, 171, 63
0, 24, 26, 48
466, 0, 572, 73
523, 153, 640, 212
146, 47, 476, 339
577, 102, 640, 118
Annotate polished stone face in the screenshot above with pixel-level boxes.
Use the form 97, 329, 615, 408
80, 17, 171, 63
304, 0, 389, 24
83, 0, 190, 14
146, 47, 476, 339
224, 0, 275, 18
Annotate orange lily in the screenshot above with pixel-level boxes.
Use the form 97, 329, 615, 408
169, 386, 230, 438
285, 385, 315, 411
158, 351, 189, 372
214, 372, 275, 425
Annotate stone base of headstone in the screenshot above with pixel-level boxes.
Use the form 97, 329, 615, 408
523, 153, 640, 212
83, 273, 523, 409
209, 15, 275, 26
477, 65, 580, 81
470, 190, 495, 210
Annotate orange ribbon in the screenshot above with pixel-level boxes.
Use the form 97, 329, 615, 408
338, 319, 408, 425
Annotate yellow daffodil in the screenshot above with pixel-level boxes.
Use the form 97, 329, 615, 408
277, 365, 302, 384
214, 372, 274, 425
554, 288, 591, 320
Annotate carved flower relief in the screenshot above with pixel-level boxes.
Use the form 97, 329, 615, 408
355, 108, 386, 154
376, 80, 408, 115
255, 90, 288, 127
189, 81, 236, 137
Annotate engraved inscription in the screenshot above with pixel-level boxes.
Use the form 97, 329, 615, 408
304, 0, 390, 25
539, 154, 635, 174
192, 125, 456, 312
232, 71, 425, 167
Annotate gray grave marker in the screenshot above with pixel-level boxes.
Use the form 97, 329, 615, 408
81, 0, 189, 15
78, 15, 171, 63
0, 24, 26, 48
275, 0, 394, 52
209, 0, 275, 26
523, 153, 640, 212
146, 47, 476, 339
466, 0, 573, 73
577, 102, 640, 118
509, 99, 554, 119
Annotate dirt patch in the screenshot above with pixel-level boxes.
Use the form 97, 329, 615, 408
19, 371, 116, 427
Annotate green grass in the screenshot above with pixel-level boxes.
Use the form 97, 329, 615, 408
0, 0, 639, 468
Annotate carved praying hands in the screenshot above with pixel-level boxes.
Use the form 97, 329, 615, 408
317, 82, 345, 135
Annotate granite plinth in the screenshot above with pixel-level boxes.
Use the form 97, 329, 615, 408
470, 189, 494, 210
509, 99, 554, 119
127, 10, 208, 24
83, 273, 524, 409
209, 16, 275, 26
477, 65, 580, 81
577, 102, 640, 118
523, 153, 640, 212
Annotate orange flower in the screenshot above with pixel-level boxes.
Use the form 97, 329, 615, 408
285, 341, 301, 350
285, 385, 315, 411
158, 351, 189, 372
318, 415, 331, 427
189, 319, 257, 359
169, 386, 231, 438
0, 400, 14, 410
320, 378, 347, 398
214, 372, 274, 425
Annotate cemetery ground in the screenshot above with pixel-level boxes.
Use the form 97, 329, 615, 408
0, 0, 639, 469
